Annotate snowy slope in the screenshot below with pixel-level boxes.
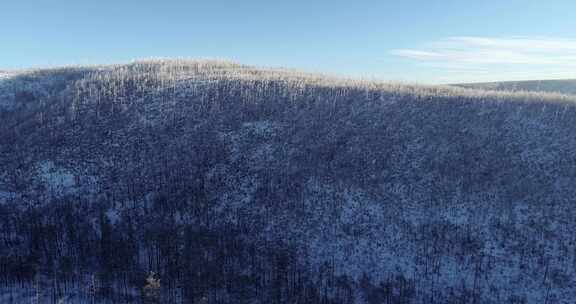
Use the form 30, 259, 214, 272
1, 60, 576, 303
454, 79, 576, 95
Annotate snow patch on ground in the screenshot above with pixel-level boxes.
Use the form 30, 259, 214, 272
105, 208, 121, 225
39, 161, 76, 192
220, 120, 284, 163
37, 161, 100, 198
0, 191, 17, 205
242, 120, 282, 138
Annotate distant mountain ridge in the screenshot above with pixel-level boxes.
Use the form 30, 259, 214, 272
454, 79, 576, 95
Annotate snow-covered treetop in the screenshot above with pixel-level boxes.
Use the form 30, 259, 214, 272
2, 59, 575, 113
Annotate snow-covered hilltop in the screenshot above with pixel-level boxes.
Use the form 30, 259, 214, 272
1, 60, 576, 303
454, 79, 576, 95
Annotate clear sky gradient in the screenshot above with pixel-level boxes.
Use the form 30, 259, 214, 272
1, 0, 575, 84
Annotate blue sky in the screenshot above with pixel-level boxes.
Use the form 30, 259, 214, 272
1, 0, 575, 84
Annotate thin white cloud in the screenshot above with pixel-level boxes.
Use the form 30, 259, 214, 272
447, 37, 576, 52
390, 36, 576, 83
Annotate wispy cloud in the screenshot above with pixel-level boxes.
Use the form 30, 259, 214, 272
390, 37, 576, 83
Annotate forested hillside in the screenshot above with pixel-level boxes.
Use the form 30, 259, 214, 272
1, 60, 576, 303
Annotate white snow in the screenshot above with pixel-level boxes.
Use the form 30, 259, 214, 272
35, 161, 100, 199
105, 209, 121, 225
39, 161, 77, 192
0, 191, 17, 205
